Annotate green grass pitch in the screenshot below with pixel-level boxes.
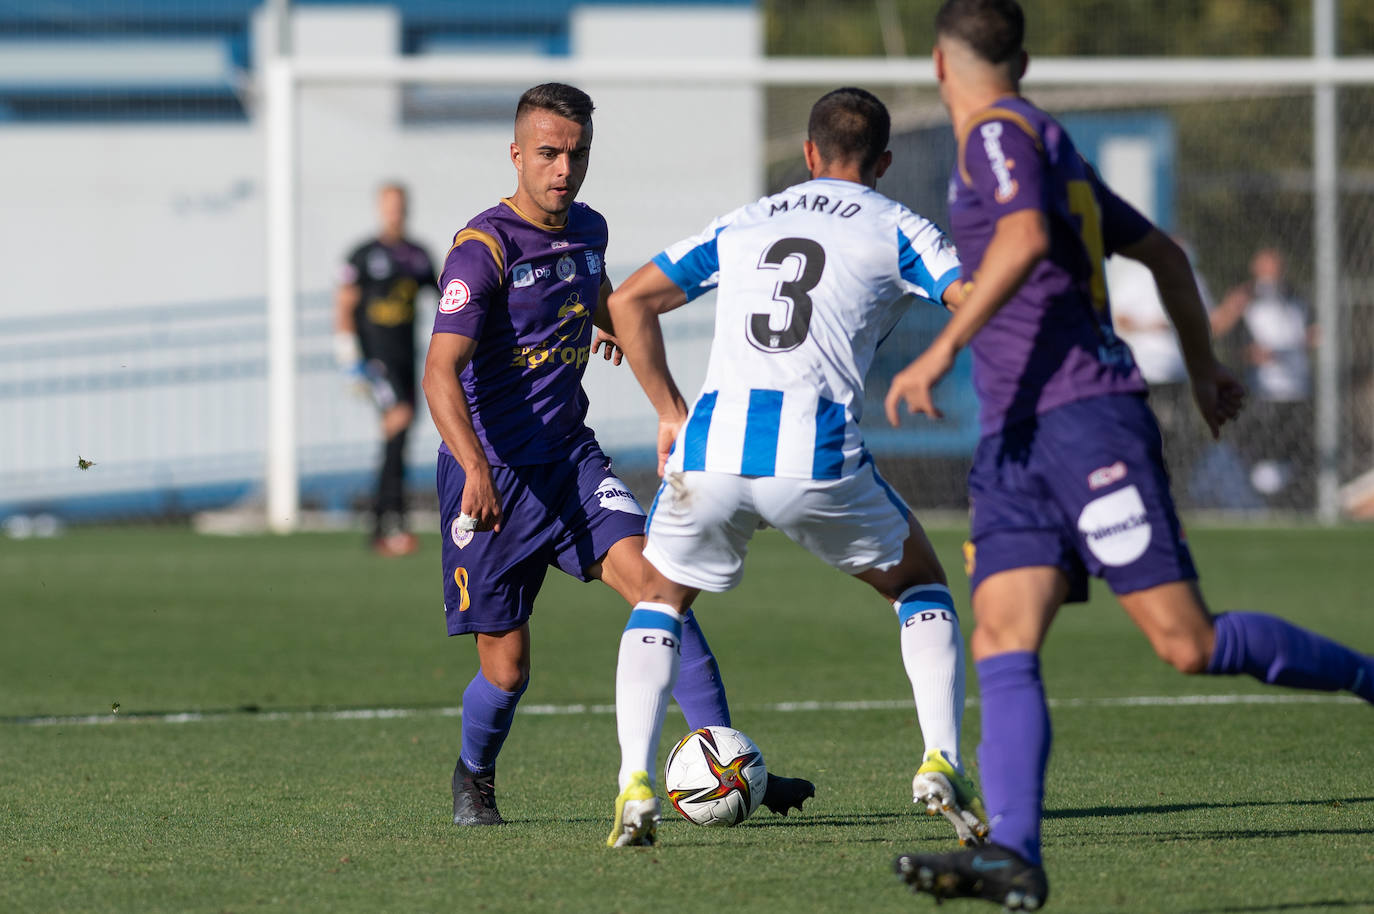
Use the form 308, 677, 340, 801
3, 525, 1372, 913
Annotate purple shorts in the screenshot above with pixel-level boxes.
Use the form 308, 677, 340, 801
439, 437, 646, 635
966, 394, 1196, 604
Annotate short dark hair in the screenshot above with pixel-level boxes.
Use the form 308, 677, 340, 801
935, 0, 1025, 65
807, 87, 890, 172
515, 82, 595, 126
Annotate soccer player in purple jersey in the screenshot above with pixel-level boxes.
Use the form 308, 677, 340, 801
421, 83, 813, 827
886, 2, 1374, 908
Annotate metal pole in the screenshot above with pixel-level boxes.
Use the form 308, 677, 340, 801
264, 0, 299, 533
1313, 0, 1341, 522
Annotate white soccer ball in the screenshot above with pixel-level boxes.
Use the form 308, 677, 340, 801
664, 725, 768, 827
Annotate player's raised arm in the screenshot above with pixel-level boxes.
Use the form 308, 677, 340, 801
605, 261, 691, 474
1116, 228, 1245, 438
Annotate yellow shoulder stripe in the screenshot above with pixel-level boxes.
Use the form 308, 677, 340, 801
447, 228, 505, 275
957, 106, 1044, 187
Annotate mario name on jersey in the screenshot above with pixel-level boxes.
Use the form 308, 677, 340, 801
767, 193, 863, 219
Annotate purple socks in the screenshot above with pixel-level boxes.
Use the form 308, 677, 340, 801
460, 672, 528, 775
460, 607, 731, 776
969, 612, 1371, 871
672, 608, 732, 730
976, 651, 1052, 866
1207, 611, 1374, 702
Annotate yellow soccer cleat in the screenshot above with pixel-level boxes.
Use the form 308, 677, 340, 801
911, 748, 990, 846
606, 770, 661, 848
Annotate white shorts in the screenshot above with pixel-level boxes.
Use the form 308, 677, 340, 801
642, 462, 911, 593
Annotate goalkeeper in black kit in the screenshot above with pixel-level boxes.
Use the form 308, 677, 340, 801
335, 182, 437, 555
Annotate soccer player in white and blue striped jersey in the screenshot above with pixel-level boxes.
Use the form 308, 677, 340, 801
603, 87, 986, 848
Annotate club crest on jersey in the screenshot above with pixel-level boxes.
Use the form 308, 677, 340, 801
585, 250, 602, 275
979, 122, 1019, 204
450, 516, 474, 549
1088, 461, 1128, 490
512, 263, 535, 288
556, 253, 577, 282
440, 278, 471, 313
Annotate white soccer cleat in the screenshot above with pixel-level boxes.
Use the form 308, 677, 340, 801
912, 749, 990, 847
607, 770, 661, 848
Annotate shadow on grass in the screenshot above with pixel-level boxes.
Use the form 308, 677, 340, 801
1185, 901, 1374, 913
1047, 796, 1374, 819
557, 811, 909, 829
1141, 825, 1374, 841
748, 811, 910, 829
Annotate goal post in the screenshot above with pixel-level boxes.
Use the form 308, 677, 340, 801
261, 4, 1371, 530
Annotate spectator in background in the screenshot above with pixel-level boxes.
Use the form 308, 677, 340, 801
1211, 247, 1317, 509
336, 183, 438, 555
1110, 239, 1212, 487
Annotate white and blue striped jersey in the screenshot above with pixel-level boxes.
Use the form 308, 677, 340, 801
652, 177, 960, 480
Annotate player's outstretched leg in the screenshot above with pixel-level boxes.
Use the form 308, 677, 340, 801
912, 748, 989, 846
894, 844, 1049, 911
609, 603, 682, 847
673, 608, 732, 727
675, 607, 817, 817
1206, 611, 1374, 703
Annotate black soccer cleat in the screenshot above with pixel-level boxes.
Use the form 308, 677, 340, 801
893, 844, 1049, 911
760, 772, 816, 816
452, 758, 505, 826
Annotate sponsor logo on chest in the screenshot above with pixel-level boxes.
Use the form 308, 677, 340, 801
512, 248, 601, 290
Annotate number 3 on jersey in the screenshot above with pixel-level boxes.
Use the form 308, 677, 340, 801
749, 237, 826, 352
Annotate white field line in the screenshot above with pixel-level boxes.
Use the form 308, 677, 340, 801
7, 693, 1359, 728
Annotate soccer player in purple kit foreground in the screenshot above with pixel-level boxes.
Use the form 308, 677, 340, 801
420, 82, 813, 827
886, 1, 1374, 909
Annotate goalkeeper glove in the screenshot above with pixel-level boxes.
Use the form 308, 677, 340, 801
333, 333, 369, 394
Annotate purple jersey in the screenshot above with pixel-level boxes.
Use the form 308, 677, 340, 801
434, 199, 609, 466
947, 97, 1153, 434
